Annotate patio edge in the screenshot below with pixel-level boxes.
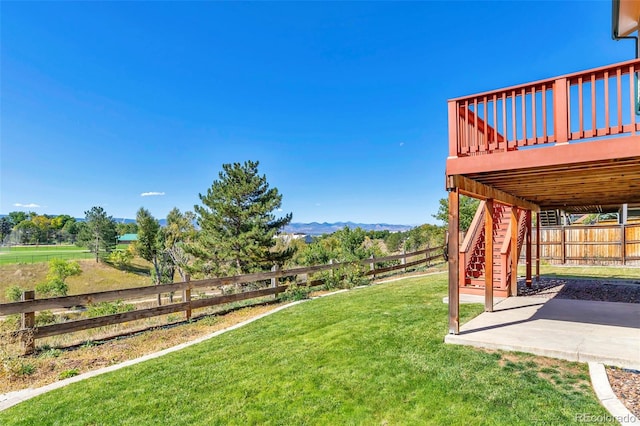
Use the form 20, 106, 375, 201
588, 362, 639, 425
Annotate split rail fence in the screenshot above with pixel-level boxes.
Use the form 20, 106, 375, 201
1, 247, 444, 354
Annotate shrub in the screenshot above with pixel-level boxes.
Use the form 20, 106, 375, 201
0, 315, 20, 333
280, 283, 310, 302
47, 258, 81, 281
35, 277, 69, 297
35, 310, 57, 326
38, 346, 63, 358
340, 263, 369, 289
86, 300, 135, 318
3, 360, 36, 378
314, 263, 368, 290
59, 369, 79, 379
107, 249, 133, 269
5, 285, 26, 302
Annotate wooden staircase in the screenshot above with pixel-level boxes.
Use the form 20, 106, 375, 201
459, 201, 527, 297
538, 209, 560, 227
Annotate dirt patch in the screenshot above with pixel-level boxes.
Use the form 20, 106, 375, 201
481, 349, 592, 394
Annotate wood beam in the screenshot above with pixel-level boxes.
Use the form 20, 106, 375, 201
448, 188, 460, 334
526, 210, 532, 288
510, 207, 518, 297
446, 135, 640, 176
536, 213, 540, 281
484, 199, 494, 312
447, 175, 540, 212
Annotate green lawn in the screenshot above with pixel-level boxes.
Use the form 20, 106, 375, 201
0, 245, 93, 265
0, 274, 612, 425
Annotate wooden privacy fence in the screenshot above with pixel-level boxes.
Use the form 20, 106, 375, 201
531, 224, 640, 265
1, 247, 444, 354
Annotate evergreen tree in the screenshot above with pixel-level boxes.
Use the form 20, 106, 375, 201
77, 206, 117, 262
0, 217, 12, 243
190, 160, 292, 276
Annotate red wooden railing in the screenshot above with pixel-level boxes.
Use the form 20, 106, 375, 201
458, 200, 486, 285
448, 59, 640, 157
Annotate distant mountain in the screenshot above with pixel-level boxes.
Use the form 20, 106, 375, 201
283, 222, 413, 236
1, 215, 412, 235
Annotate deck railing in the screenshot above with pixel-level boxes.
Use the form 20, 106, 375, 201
448, 59, 640, 157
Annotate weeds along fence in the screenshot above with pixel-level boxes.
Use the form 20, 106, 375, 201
1, 247, 444, 354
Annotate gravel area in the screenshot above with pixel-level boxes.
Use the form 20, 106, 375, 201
519, 277, 640, 416
607, 367, 640, 417
518, 277, 640, 303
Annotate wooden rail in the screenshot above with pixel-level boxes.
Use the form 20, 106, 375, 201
1, 247, 444, 353
448, 59, 640, 157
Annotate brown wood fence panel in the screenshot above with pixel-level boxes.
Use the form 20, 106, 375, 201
530, 224, 640, 265
627, 226, 640, 260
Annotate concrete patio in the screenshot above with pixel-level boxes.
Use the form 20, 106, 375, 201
445, 296, 640, 370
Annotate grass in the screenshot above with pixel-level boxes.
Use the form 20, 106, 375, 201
0, 245, 94, 265
520, 263, 640, 280
0, 259, 151, 303
0, 274, 612, 425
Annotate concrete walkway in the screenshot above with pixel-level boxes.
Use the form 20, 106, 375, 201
445, 296, 640, 370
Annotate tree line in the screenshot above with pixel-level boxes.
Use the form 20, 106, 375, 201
2, 160, 479, 295
0, 212, 138, 246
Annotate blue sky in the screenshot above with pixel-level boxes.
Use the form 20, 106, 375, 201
0, 1, 632, 225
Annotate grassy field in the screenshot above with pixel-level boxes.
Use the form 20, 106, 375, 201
0, 274, 611, 425
0, 259, 151, 303
0, 245, 94, 265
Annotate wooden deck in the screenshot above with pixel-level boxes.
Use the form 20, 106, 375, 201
446, 59, 640, 334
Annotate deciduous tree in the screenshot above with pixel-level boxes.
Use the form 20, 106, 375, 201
135, 208, 172, 304
163, 208, 196, 281
433, 196, 480, 232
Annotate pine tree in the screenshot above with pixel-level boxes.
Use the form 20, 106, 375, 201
190, 160, 292, 276
77, 206, 117, 262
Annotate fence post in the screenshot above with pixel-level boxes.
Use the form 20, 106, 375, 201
402, 249, 407, 272
369, 255, 375, 279
329, 259, 335, 280
21, 290, 35, 355
183, 274, 192, 320
561, 226, 566, 264
621, 224, 627, 266
271, 264, 280, 299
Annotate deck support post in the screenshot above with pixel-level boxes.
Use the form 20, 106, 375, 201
510, 207, 519, 296
536, 212, 541, 282
484, 199, 494, 312
526, 210, 532, 288
448, 187, 460, 334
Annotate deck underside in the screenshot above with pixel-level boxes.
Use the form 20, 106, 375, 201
447, 135, 640, 212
